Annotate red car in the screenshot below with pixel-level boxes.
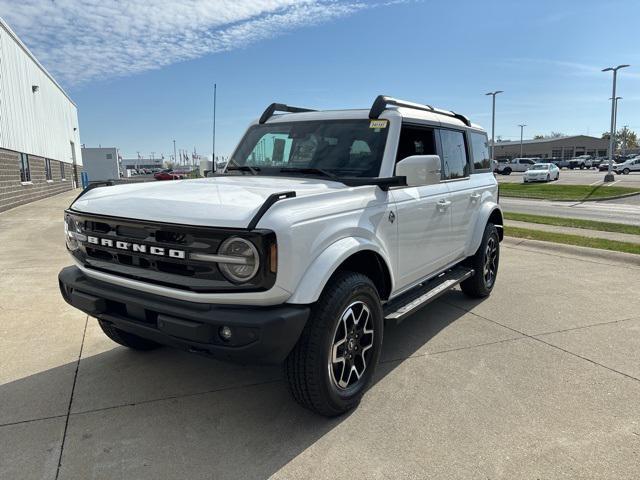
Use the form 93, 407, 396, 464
153, 169, 184, 181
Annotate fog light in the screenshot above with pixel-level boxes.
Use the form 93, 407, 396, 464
219, 326, 232, 341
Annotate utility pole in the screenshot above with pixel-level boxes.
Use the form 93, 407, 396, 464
602, 64, 630, 182
173, 140, 176, 167
518, 124, 527, 157
212, 83, 217, 172
485, 91, 503, 161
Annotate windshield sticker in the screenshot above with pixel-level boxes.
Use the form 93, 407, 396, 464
369, 120, 388, 129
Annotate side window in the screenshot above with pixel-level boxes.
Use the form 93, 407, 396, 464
395, 125, 437, 163
45, 158, 53, 180
470, 132, 491, 171
439, 129, 469, 180
19, 153, 31, 182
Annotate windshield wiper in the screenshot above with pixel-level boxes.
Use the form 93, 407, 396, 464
279, 167, 339, 181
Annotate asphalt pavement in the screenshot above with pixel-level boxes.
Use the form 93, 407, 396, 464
500, 196, 640, 226
2, 190, 640, 480
497, 169, 640, 187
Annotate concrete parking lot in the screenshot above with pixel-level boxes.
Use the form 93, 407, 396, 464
2, 190, 640, 480
497, 169, 640, 187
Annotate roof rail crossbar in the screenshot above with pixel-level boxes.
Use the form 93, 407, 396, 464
259, 103, 316, 124
369, 95, 471, 127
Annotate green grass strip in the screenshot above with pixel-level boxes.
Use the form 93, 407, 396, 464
505, 226, 640, 255
504, 212, 640, 236
499, 183, 640, 201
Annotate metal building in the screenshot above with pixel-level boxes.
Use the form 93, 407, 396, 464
0, 17, 82, 212
491, 135, 609, 161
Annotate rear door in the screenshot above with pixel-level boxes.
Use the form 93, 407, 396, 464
439, 128, 478, 258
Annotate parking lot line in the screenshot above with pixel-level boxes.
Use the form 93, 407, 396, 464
589, 179, 603, 186
605, 180, 620, 186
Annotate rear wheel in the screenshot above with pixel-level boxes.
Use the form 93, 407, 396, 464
461, 223, 500, 298
503, 168, 512, 175
98, 320, 161, 350
284, 271, 383, 417
623, 168, 630, 175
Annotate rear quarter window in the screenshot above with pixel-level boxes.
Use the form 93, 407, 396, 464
470, 132, 491, 171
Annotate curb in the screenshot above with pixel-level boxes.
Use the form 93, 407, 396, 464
500, 192, 640, 202
502, 236, 640, 267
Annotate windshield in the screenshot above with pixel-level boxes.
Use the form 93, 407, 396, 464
228, 120, 389, 178
530, 164, 549, 170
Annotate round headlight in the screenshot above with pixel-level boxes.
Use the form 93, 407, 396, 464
217, 237, 260, 283
65, 215, 79, 251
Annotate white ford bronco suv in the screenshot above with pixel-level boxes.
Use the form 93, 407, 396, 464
59, 96, 503, 416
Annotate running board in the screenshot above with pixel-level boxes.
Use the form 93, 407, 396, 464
383, 266, 474, 323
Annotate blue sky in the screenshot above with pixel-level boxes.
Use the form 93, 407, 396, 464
2, 0, 639, 160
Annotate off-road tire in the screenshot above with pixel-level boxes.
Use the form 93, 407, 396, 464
461, 223, 500, 298
98, 319, 161, 350
284, 271, 383, 417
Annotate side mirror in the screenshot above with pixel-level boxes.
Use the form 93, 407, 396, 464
396, 155, 441, 187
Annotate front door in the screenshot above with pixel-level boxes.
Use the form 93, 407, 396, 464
392, 124, 454, 291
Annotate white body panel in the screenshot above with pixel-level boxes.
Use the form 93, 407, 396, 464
69, 107, 501, 306
0, 19, 81, 164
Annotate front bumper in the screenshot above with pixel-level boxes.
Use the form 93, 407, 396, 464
59, 266, 310, 364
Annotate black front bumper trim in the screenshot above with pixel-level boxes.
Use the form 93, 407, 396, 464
58, 266, 310, 364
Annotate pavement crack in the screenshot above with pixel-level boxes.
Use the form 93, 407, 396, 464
69, 378, 283, 418
443, 299, 640, 385
533, 316, 640, 337
54, 315, 88, 480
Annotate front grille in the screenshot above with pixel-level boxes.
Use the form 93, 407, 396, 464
67, 211, 276, 293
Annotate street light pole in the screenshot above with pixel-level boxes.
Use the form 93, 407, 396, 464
173, 139, 176, 167
602, 64, 630, 182
212, 83, 217, 172
485, 90, 503, 161
518, 124, 527, 157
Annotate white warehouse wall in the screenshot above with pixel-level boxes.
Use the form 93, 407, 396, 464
0, 17, 82, 165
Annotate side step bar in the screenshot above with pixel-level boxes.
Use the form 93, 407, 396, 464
383, 266, 474, 323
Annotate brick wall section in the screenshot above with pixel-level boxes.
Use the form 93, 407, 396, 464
0, 148, 78, 213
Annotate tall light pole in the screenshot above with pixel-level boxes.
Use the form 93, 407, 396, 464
609, 96, 622, 155
173, 139, 176, 167
602, 64, 629, 181
212, 83, 217, 172
485, 90, 503, 160
518, 124, 527, 157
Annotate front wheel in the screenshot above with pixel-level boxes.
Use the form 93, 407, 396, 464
623, 168, 630, 175
461, 223, 500, 298
546, 174, 550, 181
284, 271, 383, 417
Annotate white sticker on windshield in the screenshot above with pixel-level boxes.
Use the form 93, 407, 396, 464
369, 120, 388, 129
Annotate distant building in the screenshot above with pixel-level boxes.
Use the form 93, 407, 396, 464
81, 147, 120, 181
491, 135, 609, 160
121, 157, 164, 171
0, 17, 82, 212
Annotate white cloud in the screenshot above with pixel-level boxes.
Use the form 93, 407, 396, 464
0, 0, 372, 85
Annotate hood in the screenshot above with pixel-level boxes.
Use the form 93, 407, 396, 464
70, 176, 346, 228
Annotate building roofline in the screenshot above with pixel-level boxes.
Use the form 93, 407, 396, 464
490, 135, 606, 146
0, 16, 76, 107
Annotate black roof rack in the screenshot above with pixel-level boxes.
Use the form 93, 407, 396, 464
259, 103, 317, 124
369, 95, 471, 127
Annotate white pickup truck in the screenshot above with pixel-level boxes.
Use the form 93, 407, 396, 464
59, 96, 503, 416
496, 157, 537, 175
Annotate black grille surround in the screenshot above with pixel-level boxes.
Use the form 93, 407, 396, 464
65, 210, 277, 293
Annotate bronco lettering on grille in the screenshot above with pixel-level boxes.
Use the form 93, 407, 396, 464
86, 235, 186, 259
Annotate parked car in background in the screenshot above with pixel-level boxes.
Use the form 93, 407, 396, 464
496, 157, 537, 175
153, 169, 184, 180
523, 163, 559, 182
568, 155, 591, 169
547, 158, 567, 169
598, 160, 614, 172
613, 156, 640, 175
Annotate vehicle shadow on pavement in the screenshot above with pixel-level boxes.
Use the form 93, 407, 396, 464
1, 297, 477, 479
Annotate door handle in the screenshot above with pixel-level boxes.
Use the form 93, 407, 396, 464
470, 192, 481, 203
437, 199, 451, 212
